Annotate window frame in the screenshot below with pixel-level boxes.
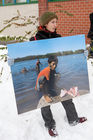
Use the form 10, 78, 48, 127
48, 0, 72, 2
0, 0, 38, 6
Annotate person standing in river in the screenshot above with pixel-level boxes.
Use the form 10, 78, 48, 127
36, 59, 42, 73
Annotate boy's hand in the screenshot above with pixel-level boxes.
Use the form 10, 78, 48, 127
44, 95, 52, 103
55, 73, 61, 78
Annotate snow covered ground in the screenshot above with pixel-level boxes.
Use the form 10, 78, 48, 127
0, 45, 93, 140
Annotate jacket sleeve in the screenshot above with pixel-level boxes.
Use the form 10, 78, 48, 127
55, 33, 61, 38
29, 37, 35, 41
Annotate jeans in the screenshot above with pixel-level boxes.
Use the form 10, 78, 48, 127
41, 99, 78, 129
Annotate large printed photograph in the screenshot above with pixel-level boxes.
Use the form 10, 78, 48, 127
7, 35, 90, 114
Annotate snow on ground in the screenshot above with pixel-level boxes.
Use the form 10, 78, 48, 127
0, 45, 93, 140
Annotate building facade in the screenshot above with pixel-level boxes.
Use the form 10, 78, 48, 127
0, 0, 93, 44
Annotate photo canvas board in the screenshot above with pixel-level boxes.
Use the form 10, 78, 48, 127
7, 34, 90, 114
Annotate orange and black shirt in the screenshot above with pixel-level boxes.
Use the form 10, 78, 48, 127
35, 66, 50, 91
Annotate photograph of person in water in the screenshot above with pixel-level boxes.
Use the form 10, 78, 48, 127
7, 35, 90, 114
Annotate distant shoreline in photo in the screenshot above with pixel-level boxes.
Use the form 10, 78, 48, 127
14, 49, 84, 62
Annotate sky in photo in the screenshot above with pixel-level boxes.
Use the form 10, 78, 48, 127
7, 34, 86, 59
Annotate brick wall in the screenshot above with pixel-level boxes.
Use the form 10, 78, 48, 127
39, 0, 93, 44
38, 0, 48, 16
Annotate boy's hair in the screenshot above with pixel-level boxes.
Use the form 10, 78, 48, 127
48, 55, 58, 64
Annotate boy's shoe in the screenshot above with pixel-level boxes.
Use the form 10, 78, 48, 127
48, 128, 58, 137
78, 117, 87, 123
69, 120, 79, 126
69, 117, 87, 126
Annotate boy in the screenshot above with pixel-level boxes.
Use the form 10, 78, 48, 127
35, 55, 59, 136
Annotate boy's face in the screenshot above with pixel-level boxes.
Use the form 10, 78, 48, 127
49, 61, 57, 70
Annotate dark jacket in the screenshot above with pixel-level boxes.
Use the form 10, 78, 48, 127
87, 13, 93, 40
29, 26, 61, 41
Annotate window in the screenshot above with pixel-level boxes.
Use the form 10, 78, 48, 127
16, 0, 26, 3
0, 0, 2, 5
4, 0, 14, 4
48, 0, 71, 2
0, 0, 38, 6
